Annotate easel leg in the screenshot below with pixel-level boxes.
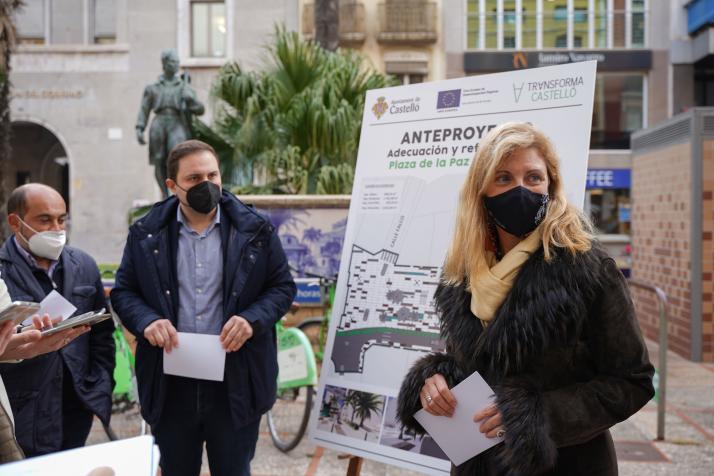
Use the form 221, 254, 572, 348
346, 456, 363, 476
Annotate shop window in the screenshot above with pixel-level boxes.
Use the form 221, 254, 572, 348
591, 74, 644, 150
695, 68, 714, 107
191, 0, 227, 58
586, 189, 631, 235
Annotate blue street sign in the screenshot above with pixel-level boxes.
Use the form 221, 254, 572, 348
294, 278, 322, 305
586, 169, 631, 189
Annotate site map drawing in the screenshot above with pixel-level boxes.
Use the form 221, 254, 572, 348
330, 175, 464, 381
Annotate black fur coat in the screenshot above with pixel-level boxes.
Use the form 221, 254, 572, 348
397, 244, 654, 475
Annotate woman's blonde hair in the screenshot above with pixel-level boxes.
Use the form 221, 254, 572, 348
442, 121, 593, 285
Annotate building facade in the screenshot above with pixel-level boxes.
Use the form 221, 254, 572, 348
299, 0, 446, 83
630, 108, 714, 362
441, 0, 674, 267
10, 0, 299, 263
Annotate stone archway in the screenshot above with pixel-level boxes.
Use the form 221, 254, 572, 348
10, 120, 70, 208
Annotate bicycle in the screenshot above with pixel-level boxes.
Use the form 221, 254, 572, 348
295, 272, 337, 366
266, 307, 318, 452
102, 276, 148, 441
265, 273, 336, 452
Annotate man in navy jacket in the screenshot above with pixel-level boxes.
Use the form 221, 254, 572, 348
111, 140, 295, 476
0, 183, 115, 456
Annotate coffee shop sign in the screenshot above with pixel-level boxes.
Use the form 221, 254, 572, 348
11, 89, 84, 99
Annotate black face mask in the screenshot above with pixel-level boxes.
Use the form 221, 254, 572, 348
484, 186, 549, 237
178, 181, 221, 214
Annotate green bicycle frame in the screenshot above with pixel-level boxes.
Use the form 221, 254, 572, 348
112, 327, 136, 399
276, 321, 318, 391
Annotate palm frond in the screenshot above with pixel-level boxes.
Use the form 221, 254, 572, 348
201, 24, 394, 194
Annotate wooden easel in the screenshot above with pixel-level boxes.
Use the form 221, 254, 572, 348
345, 455, 363, 476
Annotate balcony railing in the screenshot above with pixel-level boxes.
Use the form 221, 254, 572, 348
377, 2, 437, 44
302, 3, 367, 45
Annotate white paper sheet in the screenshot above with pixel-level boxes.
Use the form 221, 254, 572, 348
163, 332, 226, 381
0, 435, 157, 476
414, 371, 504, 466
151, 445, 161, 475
22, 290, 77, 325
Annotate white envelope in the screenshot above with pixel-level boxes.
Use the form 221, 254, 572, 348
414, 371, 504, 466
163, 332, 226, 381
22, 289, 77, 326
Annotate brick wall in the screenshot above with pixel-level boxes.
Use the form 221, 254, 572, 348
701, 140, 714, 361
631, 142, 693, 359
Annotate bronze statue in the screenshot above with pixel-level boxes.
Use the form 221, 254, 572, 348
135, 49, 205, 197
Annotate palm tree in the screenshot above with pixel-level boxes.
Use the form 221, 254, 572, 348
303, 227, 323, 243
345, 389, 358, 424
352, 391, 384, 429
266, 208, 307, 234
0, 1, 22, 240
194, 26, 396, 195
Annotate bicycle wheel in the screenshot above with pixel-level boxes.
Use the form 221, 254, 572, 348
297, 318, 324, 364
267, 384, 314, 452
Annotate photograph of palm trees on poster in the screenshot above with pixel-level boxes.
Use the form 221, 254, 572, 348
318, 385, 385, 443
379, 397, 448, 460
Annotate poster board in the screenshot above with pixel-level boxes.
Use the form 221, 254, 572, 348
309, 62, 597, 474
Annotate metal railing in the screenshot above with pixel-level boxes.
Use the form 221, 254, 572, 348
628, 278, 668, 441
377, 2, 437, 43
302, 3, 367, 43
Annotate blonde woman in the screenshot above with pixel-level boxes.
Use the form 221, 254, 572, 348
397, 122, 654, 475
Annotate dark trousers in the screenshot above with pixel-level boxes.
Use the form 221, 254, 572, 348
61, 364, 94, 451
152, 376, 260, 476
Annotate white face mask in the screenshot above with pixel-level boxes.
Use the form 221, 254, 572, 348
17, 218, 66, 261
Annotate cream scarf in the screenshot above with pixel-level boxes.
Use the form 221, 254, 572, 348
470, 228, 543, 324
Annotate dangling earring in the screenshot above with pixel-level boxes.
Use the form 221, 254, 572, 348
487, 216, 503, 261
534, 194, 550, 226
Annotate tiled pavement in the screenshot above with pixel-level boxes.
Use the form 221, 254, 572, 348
84, 339, 713, 475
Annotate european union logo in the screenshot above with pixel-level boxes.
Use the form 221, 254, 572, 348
436, 89, 461, 109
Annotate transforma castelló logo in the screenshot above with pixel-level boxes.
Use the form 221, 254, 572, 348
513, 82, 525, 102
372, 96, 388, 119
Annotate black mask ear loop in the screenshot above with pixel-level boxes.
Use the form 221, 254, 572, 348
172, 183, 192, 210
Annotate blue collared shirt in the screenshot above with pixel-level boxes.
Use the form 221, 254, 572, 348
13, 236, 60, 283
176, 204, 224, 334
